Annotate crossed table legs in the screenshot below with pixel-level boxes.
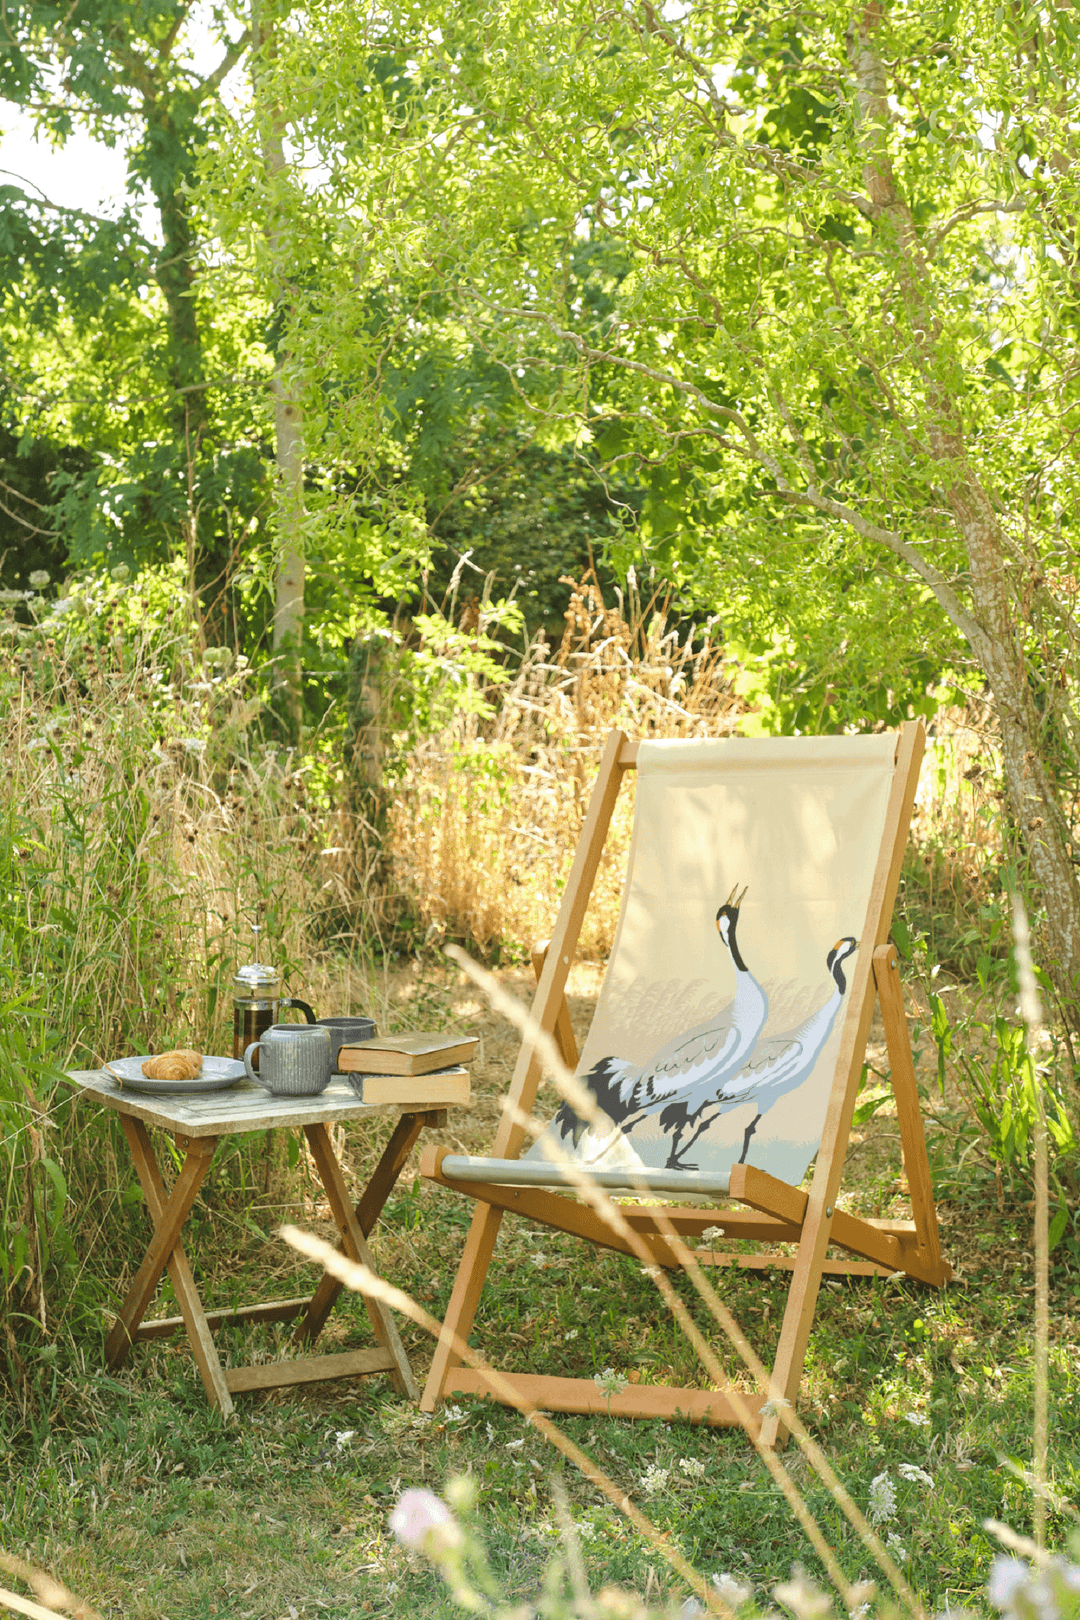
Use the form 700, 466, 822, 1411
104, 1111, 437, 1416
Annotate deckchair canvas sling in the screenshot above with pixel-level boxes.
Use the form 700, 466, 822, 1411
420, 724, 952, 1447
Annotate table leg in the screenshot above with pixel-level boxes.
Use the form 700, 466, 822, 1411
297, 1111, 430, 1346
106, 1120, 235, 1416
302, 1122, 420, 1401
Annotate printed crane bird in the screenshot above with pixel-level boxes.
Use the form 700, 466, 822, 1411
545, 886, 769, 1166
662, 935, 859, 1170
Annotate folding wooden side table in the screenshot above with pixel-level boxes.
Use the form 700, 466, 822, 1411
65, 1071, 451, 1417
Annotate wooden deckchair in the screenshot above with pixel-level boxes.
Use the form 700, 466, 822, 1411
420, 724, 951, 1448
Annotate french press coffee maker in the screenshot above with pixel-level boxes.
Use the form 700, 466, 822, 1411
232, 924, 317, 1065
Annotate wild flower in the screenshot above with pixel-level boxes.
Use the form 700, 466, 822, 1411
389, 1489, 463, 1557
28, 570, 50, 589
678, 1456, 706, 1479
988, 1550, 1080, 1620
712, 1571, 753, 1606
885, 1532, 909, 1564
564, 1328, 579, 1341
773, 1571, 834, 1620
868, 1472, 897, 1524
897, 1463, 934, 1487
640, 1463, 670, 1494
593, 1367, 629, 1397
904, 1411, 930, 1427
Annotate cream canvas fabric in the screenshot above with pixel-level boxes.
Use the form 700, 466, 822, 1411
528, 734, 898, 1185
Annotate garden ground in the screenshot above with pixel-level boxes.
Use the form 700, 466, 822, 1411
2, 959, 1077, 1619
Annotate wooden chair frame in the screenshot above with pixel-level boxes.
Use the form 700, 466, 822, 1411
420, 724, 952, 1447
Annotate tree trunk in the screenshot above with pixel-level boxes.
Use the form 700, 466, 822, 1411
251, 0, 304, 744
148, 101, 208, 454
852, 3, 1080, 1018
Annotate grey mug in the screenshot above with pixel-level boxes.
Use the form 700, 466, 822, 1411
315, 1015, 377, 1070
244, 1022, 332, 1096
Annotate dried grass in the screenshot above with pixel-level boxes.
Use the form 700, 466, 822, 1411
386, 576, 745, 958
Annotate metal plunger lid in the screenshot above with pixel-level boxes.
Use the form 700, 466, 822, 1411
232, 923, 282, 997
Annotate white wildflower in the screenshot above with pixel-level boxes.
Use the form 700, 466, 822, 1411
443, 1405, 466, 1422
333, 1429, 356, 1449
773, 1573, 832, 1620
987, 1558, 1030, 1610
904, 1411, 930, 1427
712, 1571, 752, 1606
868, 1472, 897, 1525
564, 1329, 579, 1341
679, 1457, 707, 1479
485, 1423, 496, 1444
593, 1367, 629, 1397
505, 1438, 525, 1450
898, 1463, 934, 1487
28, 570, 50, 589
578, 1521, 597, 1542
886, 1532, 909, 1564
701, 1227, 724, 1243
640, 1265, 662, 1278
640, 1464, 670, 1495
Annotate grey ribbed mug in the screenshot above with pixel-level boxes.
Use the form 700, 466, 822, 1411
244, 1023, 332, 1096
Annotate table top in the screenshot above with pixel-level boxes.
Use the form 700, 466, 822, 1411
64, 1069, 455, 1138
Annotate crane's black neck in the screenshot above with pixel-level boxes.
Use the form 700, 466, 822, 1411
725, 912, 748, 974
828, 940, 856, 996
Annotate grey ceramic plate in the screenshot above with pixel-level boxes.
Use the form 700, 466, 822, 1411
104, 1055, 246, 1095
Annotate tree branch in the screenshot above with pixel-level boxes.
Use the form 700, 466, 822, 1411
194, 31, 251, 103
926, 194, 1027, 253
0, 170, 145, 235
460, 287, 987, 647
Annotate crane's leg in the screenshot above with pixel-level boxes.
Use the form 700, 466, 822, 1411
665, 1107, 717, 1169
738, 1114, 761, 1163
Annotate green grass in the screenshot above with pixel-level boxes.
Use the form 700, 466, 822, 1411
2, 1131, 1078, 1619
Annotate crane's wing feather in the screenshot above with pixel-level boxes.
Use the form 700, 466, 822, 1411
712, 1032, 803, 1104
643, 1000, 737, 1081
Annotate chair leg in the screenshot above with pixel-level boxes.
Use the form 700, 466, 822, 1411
873, 944, 945, 1279
420, 1200, 506, 1411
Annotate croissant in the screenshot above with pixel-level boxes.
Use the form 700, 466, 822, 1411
142, 1049, 203, 1081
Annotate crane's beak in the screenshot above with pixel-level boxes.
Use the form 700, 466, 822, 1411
724, 884, 748, 909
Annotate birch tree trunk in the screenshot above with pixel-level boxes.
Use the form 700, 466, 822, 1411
251, 0, 304, 744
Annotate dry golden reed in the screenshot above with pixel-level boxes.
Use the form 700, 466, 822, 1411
386, 575, 745, 958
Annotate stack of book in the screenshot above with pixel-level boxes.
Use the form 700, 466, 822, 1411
337, 1032, 476, 1106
